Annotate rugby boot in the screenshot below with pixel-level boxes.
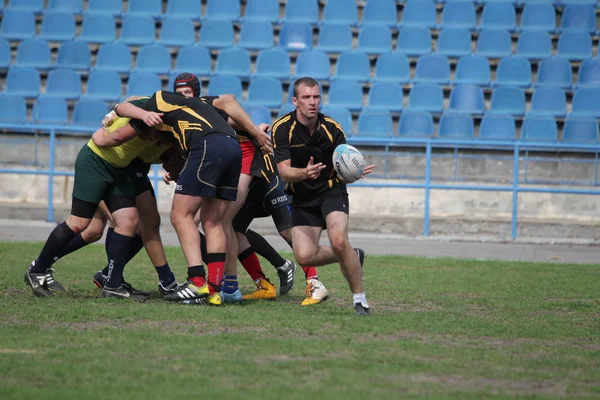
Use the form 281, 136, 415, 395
354, 302, 371, 316
25, 260, 65, 292
163, 279, 209, 301
276, 260, 296, 295
220, 289, 243, 304
24, 264, 54, 297
300, 279, 329, 306
242, 278, 277, 300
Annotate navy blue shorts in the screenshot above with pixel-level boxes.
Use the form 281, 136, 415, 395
175, 133, 242, 201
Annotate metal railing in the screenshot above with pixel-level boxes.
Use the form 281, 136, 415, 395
2, 123, 600, 239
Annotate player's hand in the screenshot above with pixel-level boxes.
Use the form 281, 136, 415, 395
258, 123, 270, 133
362, 164, 376, 178
102, 111, 117, 127
254, 128, 273, 155
306, 157, 326, 180
163, 172, 173, 185
142, 111, 164, 127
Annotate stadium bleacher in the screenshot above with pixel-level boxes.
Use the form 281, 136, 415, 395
0, 0, 598, 142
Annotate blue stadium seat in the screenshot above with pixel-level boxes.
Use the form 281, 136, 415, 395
238, 21, 274, 51
480, 3, 516, 31
199, 19, 234, 49
562, 118, 598, 143
44, 68, 81, 99
357, 25, 392, 55
118, 15, 155, 46
327, 80, 363, 111
520, 4, 555, 32
244, 105, 271, 125
479, 114, 516, 140
322, 0, 358, 26
283, 0, 318, 25
214, 47, 251, 79
493, 57, 532, 88
361, 0, 397, 27
333, 52, 370, 83
94, 43, 131, 74
56, 40, 90, 70
535, 57, 572, 89
316, 23, 353, 54
571, 88, 600, 118
516, 31, 552, 60
14, 39, 51, 70
365, 83, 403, 113
126, 71, 162, 98
395, 27, 431, 57
490, 87, 525, 116
165, 0, 201, 21
277, 103, 295, 118
408, 84, 444, 113
7, 0, 43, 14
79, 14, 116, 44
557, 32, 592, 61
521, 116, 558, 141
448, 84, 485, 114
436, 28, 472, 58
397, 111, 434, 137
242, 0, 279, 24
158, 17, 195, 47
320, 106, 353, 134
560, 5, 596, 33
476, 30, 512, 58
254, 49, 291, 80
33, 97, 68, 124
0, 9, 35, 41
85, 0, 122, 16
5, 66, 40, 97
0, 39, 10, 69
173, 46, 211, 76
85, 70, 122, 102
204, 0, 240, 22
294, 50, 330, 80
0, 94, 28, 123
438, 112, 474, 139
72, 98, 108, 126
454, 55, 491, 86
400, 1, 436, 29
208, 76, 243, 99
440, 2, 476, 30
413, 54, 451, 85
373, 53, 410, 84
529, 87, 566, 118
47, 0, 82, 14
576, 58, 600, 89
356, 112, 393, 137
127, 0, 162, 19
135, 44, 171, 74
278, 23, 312, 52
245, 77, 283, 108
39, 11, 75, 41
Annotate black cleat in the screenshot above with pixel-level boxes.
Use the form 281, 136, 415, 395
276, 260, 296, 296
92, 271, 107, 289
24, 265, 54, 297
93, 271, 151, 296
101, 285, 150, 302
355, 248, 365, 267
354, 302, 371, 316
25, 260, 65, 292
158, 280, 180, 295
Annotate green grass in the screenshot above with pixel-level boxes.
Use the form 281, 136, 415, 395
1, 242, 599, 400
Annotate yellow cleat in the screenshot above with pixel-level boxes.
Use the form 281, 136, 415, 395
242, 278, 277, 300
206, 292, 222, 306
300, 279, 329, 306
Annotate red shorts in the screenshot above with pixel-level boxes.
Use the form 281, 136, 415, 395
239, 139, 263, 177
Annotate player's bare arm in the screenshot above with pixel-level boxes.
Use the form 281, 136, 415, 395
276, 157, 325, 183
114, 101, 163, 127
91, 124, 139, 148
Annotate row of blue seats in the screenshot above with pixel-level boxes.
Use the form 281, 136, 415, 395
3, 66, 600, 118
3, 44, 599, 90
0, 94, 597, 144
2, 0, 599, 26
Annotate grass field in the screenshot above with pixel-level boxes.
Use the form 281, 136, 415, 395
1, 241, 599, 400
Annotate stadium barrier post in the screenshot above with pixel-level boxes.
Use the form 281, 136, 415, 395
424, 141, 432, 236
511, 143, 520, 240
48, 127, 56, 223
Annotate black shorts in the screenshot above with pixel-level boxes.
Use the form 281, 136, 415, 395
291, 186, 349, 229
175, 133, 242, 201
128, 158, 154, 197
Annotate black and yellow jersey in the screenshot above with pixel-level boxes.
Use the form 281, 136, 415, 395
272, 109, 347, 197
129, 91, 236, 151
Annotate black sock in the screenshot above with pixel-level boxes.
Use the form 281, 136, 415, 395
246, 229, 286, 270
198, 230, 208, 262
32, 222, 77, 273
104, 232, 134, 289
102, 228, 115, 276
155, 263, 175, 285
102, 232, 143, 276
53, 234, 88, 264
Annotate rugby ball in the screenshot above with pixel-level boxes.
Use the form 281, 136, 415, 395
332, 144, 365, 184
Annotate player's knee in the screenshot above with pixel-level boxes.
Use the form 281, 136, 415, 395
294, 248, 315, 267
330, 237, 350, 256
116, 216, 139, 234
82, 227, 104, 243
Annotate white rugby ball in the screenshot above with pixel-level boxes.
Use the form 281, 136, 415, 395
332, 144, 365, 184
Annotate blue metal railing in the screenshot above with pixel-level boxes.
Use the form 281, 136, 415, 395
2, 123, 600, 239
